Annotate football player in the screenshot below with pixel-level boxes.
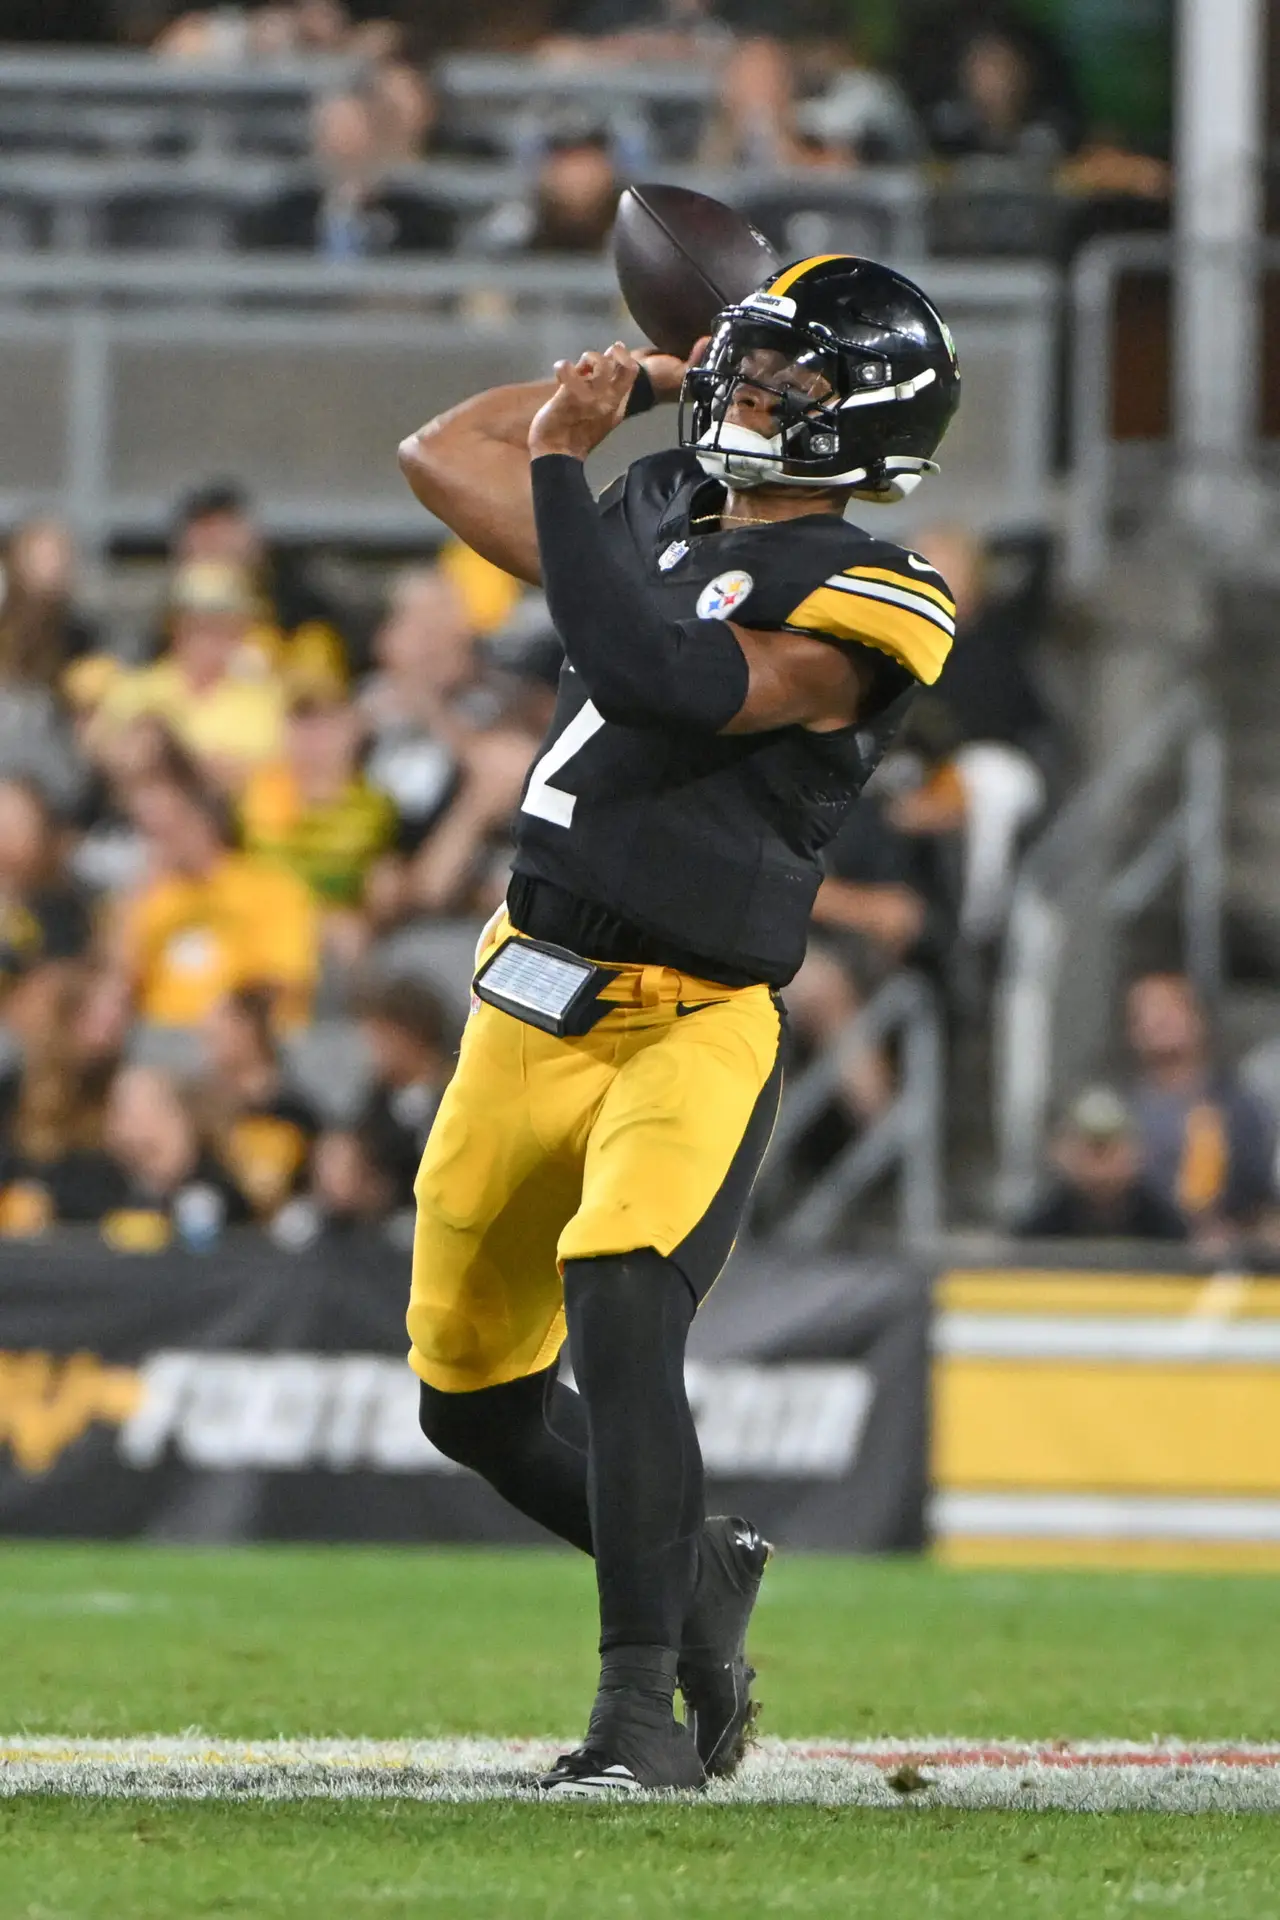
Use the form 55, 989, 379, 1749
398, 255, 960, 1795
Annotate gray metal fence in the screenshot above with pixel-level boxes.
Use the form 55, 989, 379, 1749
994, 686, 1225, 1219
750, 972, 945, 1246
0, 255, 1057, 549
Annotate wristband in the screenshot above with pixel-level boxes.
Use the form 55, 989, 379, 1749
624, 364, 657, 418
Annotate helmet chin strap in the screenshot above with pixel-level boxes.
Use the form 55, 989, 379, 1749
696, 423, 938, 503
694, 422, 780, 489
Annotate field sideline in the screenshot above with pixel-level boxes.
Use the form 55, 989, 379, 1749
2, 1543, 1277, 1916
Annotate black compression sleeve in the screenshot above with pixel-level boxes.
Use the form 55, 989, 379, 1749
530, 452, 750, 733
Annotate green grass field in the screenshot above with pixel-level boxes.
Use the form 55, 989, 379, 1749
2, 1543, 1277, 1917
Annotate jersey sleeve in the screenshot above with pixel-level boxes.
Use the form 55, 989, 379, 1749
782, 543, 956, 687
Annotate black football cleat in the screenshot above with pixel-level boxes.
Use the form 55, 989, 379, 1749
539, 1688, 706, 1797
678, 1515, 773, 1779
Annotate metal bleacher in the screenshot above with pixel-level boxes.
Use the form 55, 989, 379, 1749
0, 251, 1056, 550
0, 48, 1061, 563
0, 48, 364, 155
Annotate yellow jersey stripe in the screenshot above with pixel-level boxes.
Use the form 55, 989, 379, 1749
822, 574, 955, 636
786, 583, 952, 684
843, 565, 955, 617
766, 253, 849, 298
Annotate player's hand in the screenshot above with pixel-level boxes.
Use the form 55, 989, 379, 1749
528, 343, 644, 460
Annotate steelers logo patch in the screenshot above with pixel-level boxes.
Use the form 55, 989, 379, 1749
696, 570, 755, 621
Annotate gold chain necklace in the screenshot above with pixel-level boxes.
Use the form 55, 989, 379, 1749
690, 510, 787, 530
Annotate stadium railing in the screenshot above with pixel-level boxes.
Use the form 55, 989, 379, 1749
0, 159, 926, 262
993, 684, 1225, 1220
749, 970, 945, 1246
0, 50, 364, 159
0, 255, 1056, 551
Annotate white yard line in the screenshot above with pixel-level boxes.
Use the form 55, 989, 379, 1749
4, 1738, 1280, 1811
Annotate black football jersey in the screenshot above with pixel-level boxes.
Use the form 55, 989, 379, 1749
509, 448, 956, 987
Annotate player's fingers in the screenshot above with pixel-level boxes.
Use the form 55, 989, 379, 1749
554, 357, 594, 394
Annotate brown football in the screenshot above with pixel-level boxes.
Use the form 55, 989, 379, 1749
612, 183, 781, 357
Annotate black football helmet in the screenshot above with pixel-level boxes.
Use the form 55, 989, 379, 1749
679, 253, 960, 501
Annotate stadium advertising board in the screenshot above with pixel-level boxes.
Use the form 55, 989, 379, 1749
932, 1269, 1280, 1571
0, 1234, 928, 1549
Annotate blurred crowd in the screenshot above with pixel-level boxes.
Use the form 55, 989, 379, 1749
2, 486, 1274, 1254
0, 488, 544, 1250
10, 488, 1273, 1263
0, 0, 1243, 1261
1017, 974, 1280, 1261
0, 479, 1091, 1250
0, 1, 1170, 263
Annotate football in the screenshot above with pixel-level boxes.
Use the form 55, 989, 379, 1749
612, 182, 781, 357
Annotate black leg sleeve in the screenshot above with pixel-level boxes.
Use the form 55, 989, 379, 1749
419, 1365, 592, 1555
563, 1250, 703, 1656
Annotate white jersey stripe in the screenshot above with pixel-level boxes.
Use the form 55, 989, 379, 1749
823, 575, 957, 636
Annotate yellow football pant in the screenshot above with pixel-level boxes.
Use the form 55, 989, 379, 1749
407, 927, 783, 1394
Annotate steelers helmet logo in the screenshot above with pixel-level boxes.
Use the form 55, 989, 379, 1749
696, 570, 755, 621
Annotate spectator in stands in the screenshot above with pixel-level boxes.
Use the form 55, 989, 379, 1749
94, 562, 285, 794
0, 779, 92, 1013
112, 765, 318, 1030
358, 566, 535, 925
87, 1064, 251, 1248
0, 518, 96, 690
198, 985, 319, 1220
474, 118, 619, 256
240, 683, 396, 967
1016, 1085, 1187, 1242
483, 595, 564, 742
279, 1124, 399, 1243
1126, 973, 1278, 1250
405, 724, 536, 919
542, 0, 786, 60
902, 523, 1056, 944
790, 53, 923, 168
905, 9, 1082, 165
360, 567, 470, 856
169, 481, 354, 684
68, 715, 187, 902
437, 539, 523, 639
0, 963, 121, 1237
0, 520, 95, 814
699, 30, 920, 171
369, 60, 436, 166
784, 791, 945, 1122
244, 90, 454, 256
350, 975, 455, 1208
157, 0, 398, 63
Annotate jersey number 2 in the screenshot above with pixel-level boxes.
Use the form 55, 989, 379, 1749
521, 700, 604, 828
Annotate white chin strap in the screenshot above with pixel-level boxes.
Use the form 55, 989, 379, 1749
695, 422, 782, 490
696, 423, 936, 503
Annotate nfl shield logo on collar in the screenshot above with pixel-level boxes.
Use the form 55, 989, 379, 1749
697, 570, 754, 621
658, 540, 690, 572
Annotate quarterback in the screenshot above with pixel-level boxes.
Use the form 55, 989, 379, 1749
398, 254, 961, 1794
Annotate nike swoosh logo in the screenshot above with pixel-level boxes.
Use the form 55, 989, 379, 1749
906, 554, 940, 575
675, 1000, 728, 1018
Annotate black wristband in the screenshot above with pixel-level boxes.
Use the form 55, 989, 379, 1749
624, 364, 657, 418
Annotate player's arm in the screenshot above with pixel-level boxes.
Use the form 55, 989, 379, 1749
528, 349, 952, 735
397, 350, 686, 587
398, 379, 555, 585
